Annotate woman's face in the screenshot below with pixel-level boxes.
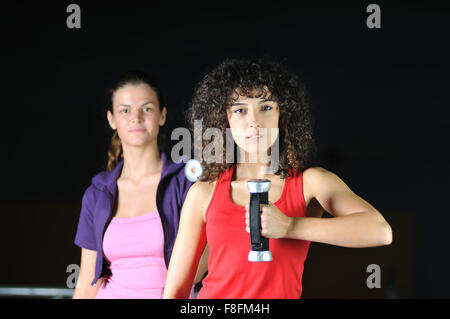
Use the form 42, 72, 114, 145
107, 83, 166, 148
226, 91, 279, 158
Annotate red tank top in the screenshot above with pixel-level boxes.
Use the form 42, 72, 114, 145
196, 165, 311, 299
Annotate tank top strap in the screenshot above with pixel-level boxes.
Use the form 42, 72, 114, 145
284, 167, 306, 216
204, 165, 235, 222
214, 165, 235, 190
222, 165, 235, 181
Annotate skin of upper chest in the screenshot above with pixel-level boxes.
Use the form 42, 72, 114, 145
114, 176, 159, 218
229, 178, 285, 207
229, 172, 324, 219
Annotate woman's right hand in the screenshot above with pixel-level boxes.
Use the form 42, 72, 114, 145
72, 248, 104, 299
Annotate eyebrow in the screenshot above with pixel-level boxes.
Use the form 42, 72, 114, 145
118, 101, 155, 107
231, 98, 274, 106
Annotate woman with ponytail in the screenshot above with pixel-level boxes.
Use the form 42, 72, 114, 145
72, 71, 205, 298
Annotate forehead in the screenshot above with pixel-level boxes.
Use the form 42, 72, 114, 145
231, 96, 274, 105
113, 84, 158, 104
229, 85, 275, 104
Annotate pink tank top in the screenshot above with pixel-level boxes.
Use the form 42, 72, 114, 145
95, 211, 168, 299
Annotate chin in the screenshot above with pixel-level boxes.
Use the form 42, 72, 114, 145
237, 146, 271, 160
123, 138, 154, 148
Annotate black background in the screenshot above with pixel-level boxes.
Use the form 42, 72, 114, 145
0, 1, 449, 298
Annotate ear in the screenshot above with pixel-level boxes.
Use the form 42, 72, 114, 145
107, 110, 117, 130
159, 106, 167, 126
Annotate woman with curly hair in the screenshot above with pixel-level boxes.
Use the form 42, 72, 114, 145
163, 58, 393, 299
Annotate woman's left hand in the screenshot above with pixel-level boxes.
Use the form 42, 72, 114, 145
245, 202, 293, 239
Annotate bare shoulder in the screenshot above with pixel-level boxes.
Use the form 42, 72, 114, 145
302, 166, 388, 221
303, 166, 334, 179
302, 167, 328, 199
184, 180, 217, 222
303, 166, 344, 190
187, 180, 216, 199
302, 167, 350, 203
301, 167, 330, 217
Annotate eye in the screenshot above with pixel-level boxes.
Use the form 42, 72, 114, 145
119, 109, 129, 114
262, 105, 273, 111
143, 107, 152, 112
233, 108, 246, 114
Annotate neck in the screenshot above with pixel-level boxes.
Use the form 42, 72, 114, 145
235, 148, 273, 180
120, 141, 162, 180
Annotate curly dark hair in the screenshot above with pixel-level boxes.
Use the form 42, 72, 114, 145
187, 58, 315, 181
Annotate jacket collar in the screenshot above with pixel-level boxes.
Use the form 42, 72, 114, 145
91, 152, 186, 194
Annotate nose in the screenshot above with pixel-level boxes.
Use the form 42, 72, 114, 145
248, 109, 261, 129
249, 121, 260, 129
130, 108, 143, 123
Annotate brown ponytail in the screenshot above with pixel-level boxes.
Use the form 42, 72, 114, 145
106, 130, 123, 171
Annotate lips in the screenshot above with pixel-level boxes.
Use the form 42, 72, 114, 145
246, 134, 263, 142
129, 128, 146, 132
246, 131, 263, 138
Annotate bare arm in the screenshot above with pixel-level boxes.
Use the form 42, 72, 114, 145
286, 167, 392, 247
194, 244, 209, 284
72, 248, 104, 299
163, 182, 212, 298
246, 167, 393, 248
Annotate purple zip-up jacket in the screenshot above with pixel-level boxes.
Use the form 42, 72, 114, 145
74, 152, 193, 286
